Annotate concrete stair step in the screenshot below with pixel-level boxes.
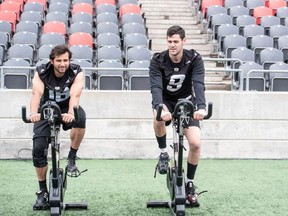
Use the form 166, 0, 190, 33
152, 44, 212, 51
149, 33, 206, 39
141, 7, 193, 12
142, 11, 194, 17
141, 3, 191, 8
144, 15, 196, 20
146, 23, 200, 30
152, 38, 207, 45
145, 19, 197, 25
148, 29, 201, 35
152, 49, 212, 57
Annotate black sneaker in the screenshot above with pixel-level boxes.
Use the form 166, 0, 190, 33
157, 152, 169, 174
67, 153, 77, 173
186, 181, 200, 207
33, 190, 49, 210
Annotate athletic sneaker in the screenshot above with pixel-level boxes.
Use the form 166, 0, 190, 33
33, 190, 49, 210
67, 153, 77, 173
186, 181, 200, 207
157, 152, 169, 174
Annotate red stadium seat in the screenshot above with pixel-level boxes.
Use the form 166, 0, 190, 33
119, 3, 141, 18
0, 1, 21, 19
43, 21, 66, 35
8, 0, 25, 11
68, 32, 94, 47
0, 10, 17, 31
72, 3, 93, 15
95, 0, 116, 5
253, 6, 274, 24
201, 0, 223, 19
266, 0, 287, 14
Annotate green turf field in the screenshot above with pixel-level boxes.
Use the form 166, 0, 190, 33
0, 159, 287, 216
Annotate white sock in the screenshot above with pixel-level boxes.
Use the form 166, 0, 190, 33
186, 178, 193, 183
160, 148, 167, 153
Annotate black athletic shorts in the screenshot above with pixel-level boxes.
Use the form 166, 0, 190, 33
163, 98, 200, 128
33, 106, 86, 138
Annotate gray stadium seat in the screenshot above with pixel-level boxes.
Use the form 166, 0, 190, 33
71, 12, 93, 25
96, 32, 121, 47
96, 3, 117, 15
70, 59, 94, 90
236, 15, 256, 35
259, 47, 283, 69
127, 60, 150, 90
269, 62, 288, 91
121, 22, 146, 38
97, 60, 124, 90
96, 22, 119, 36
15, 21, 39, 36
19, 11, 43, 27
224, 0, 243, 8
70, 45, 94, 63
276, 6, 288, 25
268, 25, 288, 48
228, 5, 249, 25
239, 62, 265, 91
70, 21, 94, 35
7, 44, 34, 65
278, 35, 288, 63
40, 32, 66, 46
221, 34, 246, 58
250, 34, 274, 63
97, 45, 122, 63
37, 44, 56, 61
125, 45, 151, 65
11, 31, 38, 50
48, 2, 69, 15
209, 13, 232, 41
45, 11, 68, 25
121, 13, 144, 27
3, 58, 31, 89
96, 12, 118, 25
243, 24, 265, 49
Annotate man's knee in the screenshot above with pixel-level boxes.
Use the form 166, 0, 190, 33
32, 137, 49, 167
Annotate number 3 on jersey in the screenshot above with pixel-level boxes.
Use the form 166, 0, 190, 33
167, 74, 185, 92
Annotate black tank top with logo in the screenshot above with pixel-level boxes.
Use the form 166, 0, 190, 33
36, 62, 82, 110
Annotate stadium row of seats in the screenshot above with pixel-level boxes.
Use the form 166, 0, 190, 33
0, 0, 152, 90
191, 0, 288, 91
234, 61, 288, 91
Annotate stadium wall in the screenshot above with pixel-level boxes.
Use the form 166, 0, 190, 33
1, 90, 288, 159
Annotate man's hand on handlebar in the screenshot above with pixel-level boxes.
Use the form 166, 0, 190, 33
160, 110, 172, 122
29, 113, 41, 123
193, 109, 207, 120
61, 113, 75, 123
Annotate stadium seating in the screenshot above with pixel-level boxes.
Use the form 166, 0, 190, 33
239, 61, 265, 91
68, 32, 94, 47
127, 60, 150, 90
0, 0, 152, 91
97, 60, 124, 90
3, 58, 31, 89
269, 62, 288, 91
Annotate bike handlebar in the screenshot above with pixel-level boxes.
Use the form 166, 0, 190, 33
156, 99, 213, 121
22, 101, 79, 124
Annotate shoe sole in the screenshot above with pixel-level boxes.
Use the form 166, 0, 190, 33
33, 205, 49, 210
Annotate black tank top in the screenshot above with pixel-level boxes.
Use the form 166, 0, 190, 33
36, 62, 82, 110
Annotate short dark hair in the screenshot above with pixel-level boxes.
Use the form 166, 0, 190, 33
167, 25, 185, 39
49, 44, 72, 60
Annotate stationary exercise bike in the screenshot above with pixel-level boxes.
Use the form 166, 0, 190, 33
22, 101, 88, 216
147, 99, 213, 216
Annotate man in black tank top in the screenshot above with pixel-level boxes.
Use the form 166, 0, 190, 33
149, 26, 207, 206
29, 45, 86, 210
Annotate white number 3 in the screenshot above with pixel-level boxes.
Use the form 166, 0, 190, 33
166, 74, 185, 92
